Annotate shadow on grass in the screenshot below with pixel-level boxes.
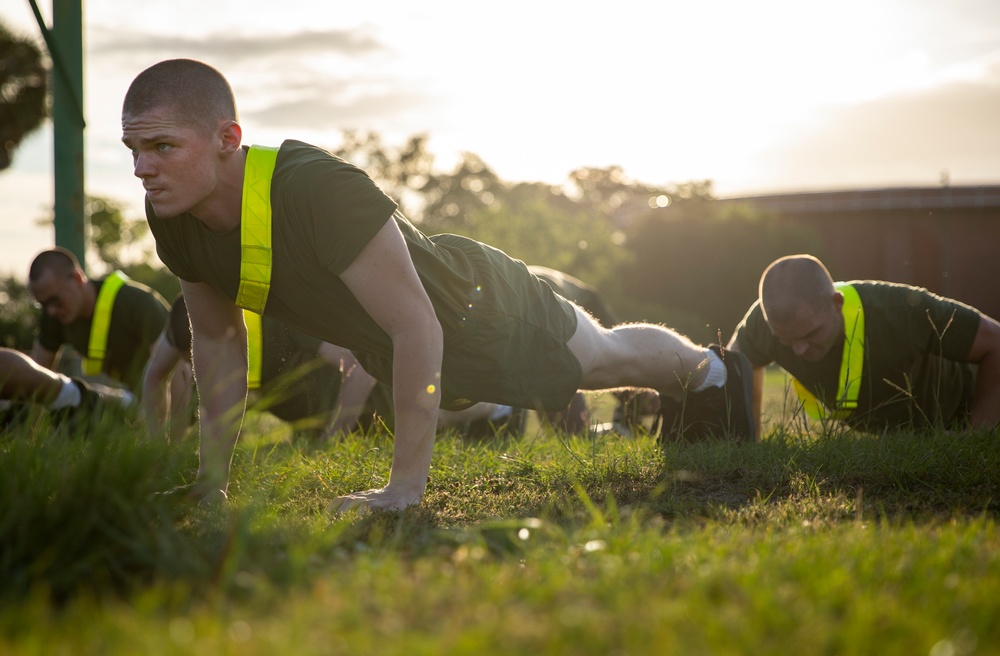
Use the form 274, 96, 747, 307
656, 427, 1000, 523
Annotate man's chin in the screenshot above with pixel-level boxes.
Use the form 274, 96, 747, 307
149, 201, 182, 219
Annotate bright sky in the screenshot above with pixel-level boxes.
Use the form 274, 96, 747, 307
2, 0, 999, 276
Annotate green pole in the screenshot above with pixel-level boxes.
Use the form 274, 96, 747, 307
47, 0, 87, 272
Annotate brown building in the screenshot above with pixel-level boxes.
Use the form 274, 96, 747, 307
722, 185, 1000, 320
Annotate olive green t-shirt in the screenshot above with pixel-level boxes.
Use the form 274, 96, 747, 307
38, 277, 169, 391
146, 140, 580, 411
733, 281, 980, 430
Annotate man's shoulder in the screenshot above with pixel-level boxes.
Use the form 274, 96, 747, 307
850, 280, 969, 312
735, 298, 765, 330
275, 139, 365, 176
732, 299, 774, 365
273, 139, 397, 214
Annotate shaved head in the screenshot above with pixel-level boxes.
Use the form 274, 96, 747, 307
29, 247, 82, 282
122, 58, 238, 133
759, 254, 835, 325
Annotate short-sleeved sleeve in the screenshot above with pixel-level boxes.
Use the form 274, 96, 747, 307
731, 300, 778, 367
895, 285, 981, 361
274, 142, 398, 276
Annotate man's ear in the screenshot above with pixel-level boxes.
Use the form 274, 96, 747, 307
832, 291, 844, 311
219, 120, 242, 154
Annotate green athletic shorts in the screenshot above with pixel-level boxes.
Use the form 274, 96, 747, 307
433, 235, 583, 412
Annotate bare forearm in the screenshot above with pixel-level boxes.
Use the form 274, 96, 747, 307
142, 337, 184, 439
386, 331, 443, 501
192, 336, 248, 491
141, 376, 170, 436
752, 366, 765, 439
167, 367, 194, 440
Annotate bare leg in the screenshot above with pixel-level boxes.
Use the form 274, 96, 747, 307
568, 307, 756, 442
0, 348, 66, 404
566, 306, 710, 398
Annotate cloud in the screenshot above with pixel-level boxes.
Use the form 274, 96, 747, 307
246, 88, 431, 131
90, 26, 388, 62
756, 67, 1000, 188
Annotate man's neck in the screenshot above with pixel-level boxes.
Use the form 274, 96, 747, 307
192, 147, 247, 234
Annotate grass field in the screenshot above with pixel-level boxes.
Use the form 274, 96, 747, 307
1, 367, 998, 655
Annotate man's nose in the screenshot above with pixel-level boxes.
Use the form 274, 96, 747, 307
133, 153, 153, 178
793, 341, 810, 357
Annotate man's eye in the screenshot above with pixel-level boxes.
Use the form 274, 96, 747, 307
157, 143, 171, 151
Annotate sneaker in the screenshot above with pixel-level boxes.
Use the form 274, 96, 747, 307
48, 377, 109, 434
659, 345, 756, 443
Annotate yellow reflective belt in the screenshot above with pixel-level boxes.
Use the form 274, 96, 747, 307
236, 145, 279, 313
792, 283, 865, 420
83, 270, 130, 376
243, 309, 264, 390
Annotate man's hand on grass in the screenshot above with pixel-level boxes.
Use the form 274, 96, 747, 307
328, 485, 422, 514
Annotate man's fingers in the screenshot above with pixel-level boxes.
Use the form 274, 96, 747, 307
328, 487, 420, 514
329, 497, 360, 513
328, 491, 375, 514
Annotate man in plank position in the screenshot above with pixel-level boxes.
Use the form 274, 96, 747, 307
728, 254, 1000, 434
122, 58, 755, 510
0, 248, 171, 429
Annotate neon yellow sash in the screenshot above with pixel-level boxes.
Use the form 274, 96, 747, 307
792, 283, 865, 420
236, 145, 279, 313
83, 270, 129, 376
243, 309, 263, 390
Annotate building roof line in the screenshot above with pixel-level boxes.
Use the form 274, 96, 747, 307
721, 184, 1000, 213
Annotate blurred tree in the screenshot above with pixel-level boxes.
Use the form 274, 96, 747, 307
566, 166, 674, 230
333, 130, 435, 219
419, 152, 504, 232
387, 144, 678, 307
87, 196, 151, 271
440, 197, 630, 297
0, 21, 47, 171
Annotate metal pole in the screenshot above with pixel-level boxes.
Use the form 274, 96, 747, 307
29, 0, 87, 272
